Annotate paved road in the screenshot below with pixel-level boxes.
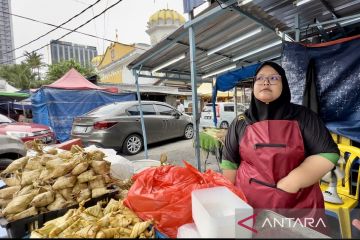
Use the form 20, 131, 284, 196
125, 138, 221, 172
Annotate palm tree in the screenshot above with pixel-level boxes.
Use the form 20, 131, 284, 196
0, 63, 35, 90
24, 51, 43, 80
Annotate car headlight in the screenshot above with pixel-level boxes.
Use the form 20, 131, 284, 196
6, 131, 35, 138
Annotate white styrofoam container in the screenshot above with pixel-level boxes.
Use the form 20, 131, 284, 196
177, 223, 201, 238
192, 186, 253, 238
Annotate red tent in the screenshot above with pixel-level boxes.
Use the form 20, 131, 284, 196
46, 68, 118, 93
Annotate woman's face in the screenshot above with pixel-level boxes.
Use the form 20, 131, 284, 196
253, 65, 283, 103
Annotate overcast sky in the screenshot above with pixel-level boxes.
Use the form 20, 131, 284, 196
10, 0, 187, 64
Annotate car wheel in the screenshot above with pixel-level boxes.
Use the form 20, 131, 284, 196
0, 158, 14, 171
122, 134, 143, 155
184, 124, 194, 139
219, 121, 229, 129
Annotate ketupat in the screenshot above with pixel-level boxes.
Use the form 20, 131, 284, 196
0, 186, 21, 199
57, 151, 73, 160
2, 174, 21, 187
31, 199, 154, 238
48, 215, 81, 237
77, 169, 97, 183
2, 192, 36, 215
48, 162, 76, 179
58, 218, 86, 238
97, 214, 111, 227
59, 188, 74, 201
21, 169, 41, 186
1, 156, 29, 174
84, 203, 104, 218
88, 150, 105, 161
76, 188, 91, 203
90, 160, 110, 175
24, 157, 43, 171
74, 224, 98, 238
14, 185, 34, 197
7, 206, 38, 222
45, 158, 65, 169
89, 175, 105, 189
0, 144, 131, 223
70, 145, 84, 154
103, 199, 120, 215
110, 216, 132, 228
72, 182, 88, 194
92, 187, 110, 199
71, 162, 89, 175
47, 193, 68, 211
30, 191, 54, 207
40, 154, 57, 165
52, 175, 77, 190
130, 221, 152, 238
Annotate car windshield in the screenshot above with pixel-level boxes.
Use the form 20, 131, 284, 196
86, 103, 124, 116
0, 114, 13, 123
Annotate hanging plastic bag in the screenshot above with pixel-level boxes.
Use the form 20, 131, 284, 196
124, 161, 247, 238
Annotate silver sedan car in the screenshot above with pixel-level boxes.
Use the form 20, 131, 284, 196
71, 101, 194, 155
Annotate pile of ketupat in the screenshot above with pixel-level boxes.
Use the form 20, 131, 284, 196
30, 198, 154, 238
0, 141, 131, 222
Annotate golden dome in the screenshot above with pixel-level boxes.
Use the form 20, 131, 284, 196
91, 55, 103, 66
149, 9, 185, 24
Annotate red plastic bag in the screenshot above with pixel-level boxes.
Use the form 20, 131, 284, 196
123, 161, 247, 238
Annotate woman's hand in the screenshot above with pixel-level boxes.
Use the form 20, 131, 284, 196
276, 176, 300, 193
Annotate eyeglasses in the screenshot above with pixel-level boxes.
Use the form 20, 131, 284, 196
254, 75, 281, 85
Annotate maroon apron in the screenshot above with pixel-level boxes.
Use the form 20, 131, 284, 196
235, 120, 324, 219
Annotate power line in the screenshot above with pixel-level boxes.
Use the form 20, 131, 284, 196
1, 0, 125, 64
0, 10, 115, 44
1, 0, 102, 57
0, 9, 149, 53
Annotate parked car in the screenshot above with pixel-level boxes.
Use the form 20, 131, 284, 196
200, 102, 249, 129
0, 135, 26, 170
71, 101, 194, 155
0, 114, 55, 144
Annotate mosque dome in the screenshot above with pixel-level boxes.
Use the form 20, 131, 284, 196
148, 9, 185, 25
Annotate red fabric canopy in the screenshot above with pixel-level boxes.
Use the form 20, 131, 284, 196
45, 68, 117, 93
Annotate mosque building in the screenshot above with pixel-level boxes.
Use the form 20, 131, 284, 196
93, 9, 185, 85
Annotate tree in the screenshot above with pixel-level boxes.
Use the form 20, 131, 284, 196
46, 59, 95, 82
0, 63, 35, 90
24, 51, 43, 80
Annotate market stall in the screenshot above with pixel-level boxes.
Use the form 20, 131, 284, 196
0, 138, 346, 238
31, 68, 135, 142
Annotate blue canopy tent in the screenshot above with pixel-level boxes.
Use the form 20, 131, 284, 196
211, 63, 260, 127
32, 69, 135, 142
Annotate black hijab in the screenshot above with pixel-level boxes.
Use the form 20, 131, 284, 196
245, 61, 298, 122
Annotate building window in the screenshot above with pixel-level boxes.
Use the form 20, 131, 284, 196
64, 46, 69, 60
75, 47, 79, 62
85, 49, 89, 66
59, 45, 64, 60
